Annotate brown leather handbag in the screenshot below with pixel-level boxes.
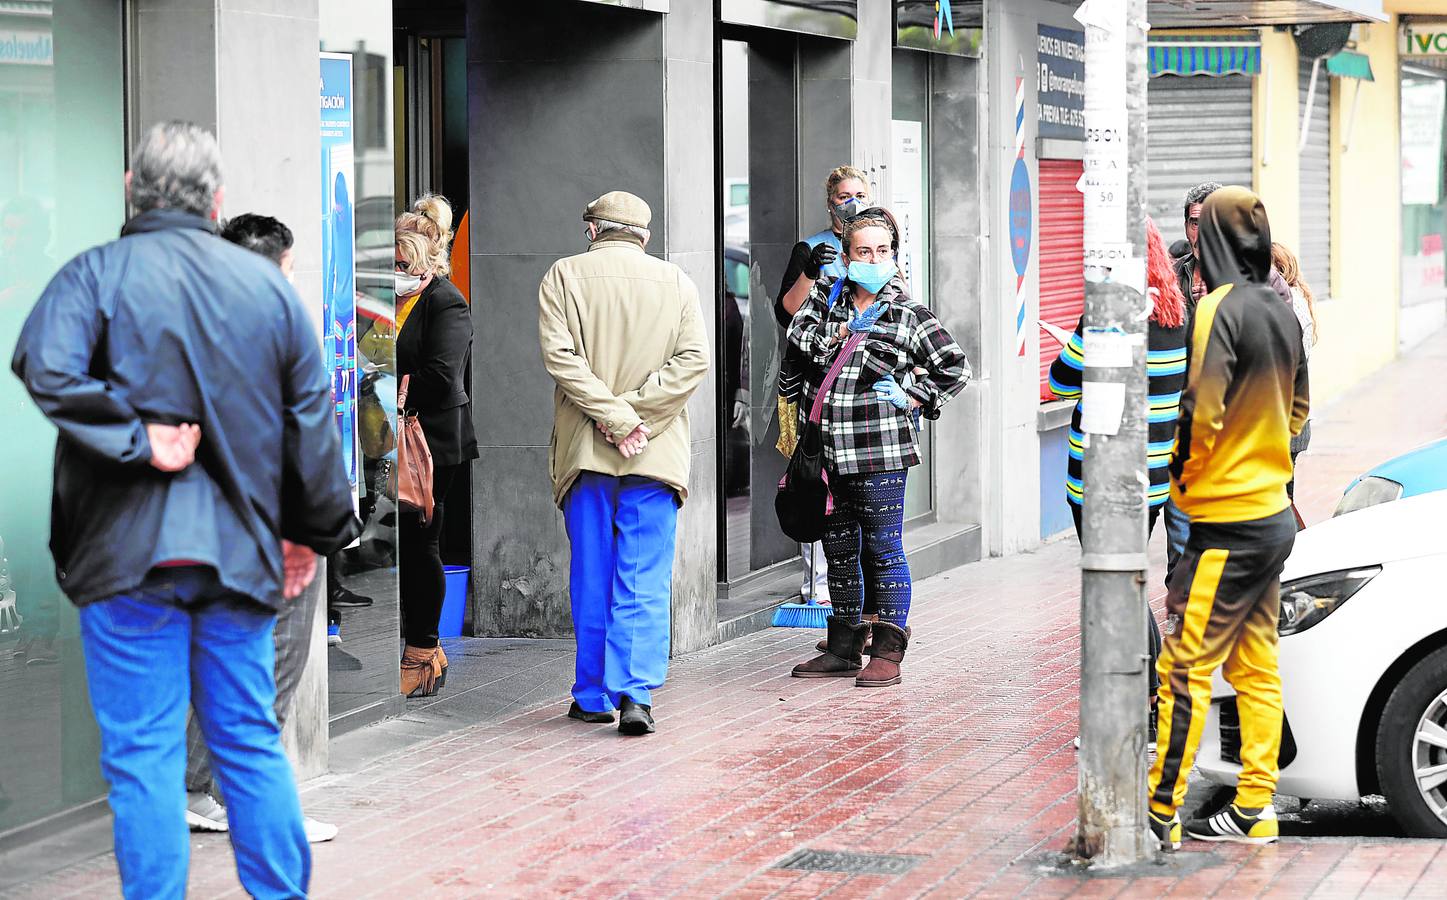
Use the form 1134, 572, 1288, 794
392, 375, 435, 523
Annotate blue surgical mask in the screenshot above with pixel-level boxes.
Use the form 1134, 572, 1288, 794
848, 260, 897, 294
832, 198, 865, 221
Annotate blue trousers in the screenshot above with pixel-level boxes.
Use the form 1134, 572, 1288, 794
821, 470, 912, 627
78, 568, 308, 900
1163, 496, 1191, 589
563, 473, 678, 711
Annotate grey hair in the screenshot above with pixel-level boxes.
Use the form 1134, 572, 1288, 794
129, 121, 224, 217
1182, 181, 1223, 220
588, 216, 650, 244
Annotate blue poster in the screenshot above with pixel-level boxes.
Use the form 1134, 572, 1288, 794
320, 52, 358, 501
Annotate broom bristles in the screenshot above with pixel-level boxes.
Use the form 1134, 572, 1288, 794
771, 602, 830, 628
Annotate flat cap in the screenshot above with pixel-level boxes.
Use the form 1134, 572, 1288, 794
584, 191, 651, 229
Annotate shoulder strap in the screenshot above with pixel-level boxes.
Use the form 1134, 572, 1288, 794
808, 332, 866, 425
398, 374, 410, 408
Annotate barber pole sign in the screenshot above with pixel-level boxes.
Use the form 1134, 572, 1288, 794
1008, 77, 1033, 357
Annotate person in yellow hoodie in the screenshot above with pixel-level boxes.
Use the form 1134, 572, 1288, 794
1147, 186, 1310, 850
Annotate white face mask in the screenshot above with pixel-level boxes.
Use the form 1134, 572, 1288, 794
395, 271, 423, 297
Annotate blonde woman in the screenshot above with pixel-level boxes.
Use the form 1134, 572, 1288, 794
1270, 242, 1318, 496
395, 194, 477, 697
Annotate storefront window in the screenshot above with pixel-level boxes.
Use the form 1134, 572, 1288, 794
0, 0, 124, 835
320, 0, 399, 727
1400, 65, 1447, 351
891, 49, 934, 520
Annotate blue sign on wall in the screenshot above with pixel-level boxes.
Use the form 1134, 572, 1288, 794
321, 52, 358, 501
1038, 24, 1085, 141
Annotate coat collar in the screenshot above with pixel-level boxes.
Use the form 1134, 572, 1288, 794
587, 233, 645, 252
120, 208, 219, 238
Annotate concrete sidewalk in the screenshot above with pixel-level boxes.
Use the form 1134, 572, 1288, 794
5, 337, 1445, 898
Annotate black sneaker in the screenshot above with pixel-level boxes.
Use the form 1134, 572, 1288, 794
1149, 809, 1182, 851
329, 584, 373, 608
1185, 803, 1279, 844
617, 696, 655, 736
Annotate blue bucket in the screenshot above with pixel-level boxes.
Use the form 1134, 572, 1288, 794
440, 565, 469, 638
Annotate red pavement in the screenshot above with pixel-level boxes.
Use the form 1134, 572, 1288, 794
6, 338, 1445, 898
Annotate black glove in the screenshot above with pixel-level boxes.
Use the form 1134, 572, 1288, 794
802, 242, 838, 280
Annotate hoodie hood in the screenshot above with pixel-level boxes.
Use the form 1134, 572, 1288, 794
1199, 185, 1272, 291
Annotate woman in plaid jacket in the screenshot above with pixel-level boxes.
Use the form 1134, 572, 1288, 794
785, 214, 970, 687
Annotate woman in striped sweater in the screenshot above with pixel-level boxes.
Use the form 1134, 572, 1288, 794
1048, 216, 1187, 716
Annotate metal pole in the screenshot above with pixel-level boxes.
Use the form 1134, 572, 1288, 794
1071, 0, 1152, 867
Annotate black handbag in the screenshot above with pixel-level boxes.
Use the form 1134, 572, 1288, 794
775, 329, 866, 543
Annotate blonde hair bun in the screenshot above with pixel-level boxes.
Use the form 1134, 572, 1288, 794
411, 193, 454, 246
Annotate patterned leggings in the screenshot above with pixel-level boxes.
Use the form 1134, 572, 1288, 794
821, 470, 911, 627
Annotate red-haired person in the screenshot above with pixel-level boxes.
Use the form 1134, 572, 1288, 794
1047, 216, 1188, 732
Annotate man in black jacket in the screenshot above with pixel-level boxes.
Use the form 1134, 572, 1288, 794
11, 122, 359, 899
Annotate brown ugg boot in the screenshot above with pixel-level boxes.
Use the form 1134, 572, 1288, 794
792, 616, 869, 678
817, 613, 878, 654
855, 622, 909, 687
401, 645, 440, 698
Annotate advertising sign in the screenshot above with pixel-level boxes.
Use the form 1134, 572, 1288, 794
320, 52, 359, 502
1401, 78, 1445, 206
890, 119, 925, 302
1402, 21, 1447, 56
1037, 25, 1085, 141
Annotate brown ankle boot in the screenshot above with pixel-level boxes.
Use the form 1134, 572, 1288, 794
855, 622, 909, 687
817, 613, 877, 654
400, 645, 440, 698
793, 616, 869, 678
434, 645, 449, 690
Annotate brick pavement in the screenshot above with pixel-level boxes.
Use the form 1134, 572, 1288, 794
5, 337, 1445, 898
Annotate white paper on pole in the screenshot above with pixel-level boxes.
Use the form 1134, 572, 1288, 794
1081, 381, 1126, 435
1083, 327, 1133, 368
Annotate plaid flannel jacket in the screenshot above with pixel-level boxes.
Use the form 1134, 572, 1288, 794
785, 275, 971, 475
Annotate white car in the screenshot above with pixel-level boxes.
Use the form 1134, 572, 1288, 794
1193, 489, 1447, 837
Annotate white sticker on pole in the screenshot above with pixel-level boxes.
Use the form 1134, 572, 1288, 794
1080, 381, 1126, 435
1083, 326, 1133, 368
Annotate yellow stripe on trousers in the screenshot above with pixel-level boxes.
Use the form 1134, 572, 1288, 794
1149, 548, 1228, 815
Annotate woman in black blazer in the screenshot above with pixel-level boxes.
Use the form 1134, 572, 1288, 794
394, 195, 477, 697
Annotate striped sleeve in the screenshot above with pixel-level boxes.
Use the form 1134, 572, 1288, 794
1047, 316, 1086, 400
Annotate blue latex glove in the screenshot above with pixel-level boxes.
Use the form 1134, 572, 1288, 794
874, 374, 910, 410
847, 301, 888, 334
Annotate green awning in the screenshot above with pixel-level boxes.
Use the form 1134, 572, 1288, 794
1149, 35, 1262, 77
1325, 50, 1374, 81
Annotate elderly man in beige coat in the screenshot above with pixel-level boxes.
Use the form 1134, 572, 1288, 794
538, 191, 710, 736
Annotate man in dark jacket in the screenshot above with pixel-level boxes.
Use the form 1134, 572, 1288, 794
10, 122, 359, 899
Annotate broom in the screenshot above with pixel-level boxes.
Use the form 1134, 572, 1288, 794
771, 546, 831, 628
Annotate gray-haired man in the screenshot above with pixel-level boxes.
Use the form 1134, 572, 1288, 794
11, 122, 358, 898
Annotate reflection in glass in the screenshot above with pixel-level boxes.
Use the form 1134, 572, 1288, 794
721, 40, 752, 581
0, 0, 122, 834
321, 1, 400, 725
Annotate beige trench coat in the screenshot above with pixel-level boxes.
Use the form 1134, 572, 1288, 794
538, 237, 711, 508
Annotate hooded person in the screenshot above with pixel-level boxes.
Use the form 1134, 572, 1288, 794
1145, 186, 1310, 851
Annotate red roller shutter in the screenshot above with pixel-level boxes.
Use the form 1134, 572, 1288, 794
1038, 158, 1085, 401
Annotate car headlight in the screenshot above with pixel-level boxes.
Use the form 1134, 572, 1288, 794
1334, 476, 1403, 517
1278, 566, 1380, 636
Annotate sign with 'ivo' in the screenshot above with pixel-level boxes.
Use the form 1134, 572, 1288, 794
1402, 22, 1447, 56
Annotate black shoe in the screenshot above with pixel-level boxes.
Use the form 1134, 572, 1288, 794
329, 584, 373, 608
617, 696, 655, 736
567, 701, 614, 724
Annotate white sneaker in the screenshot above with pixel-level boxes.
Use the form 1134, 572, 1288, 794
303, 816, 339, 843
185, 791, 229, 832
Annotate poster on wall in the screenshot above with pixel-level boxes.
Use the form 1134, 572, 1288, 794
890, 119, 925, 302
1037, 25, 1085, 141
1401, 78, 1446, 206
321, 51, 359, 507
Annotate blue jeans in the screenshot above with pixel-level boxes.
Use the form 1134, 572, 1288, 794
563, 473, 678, 710
78, 568, 308, 900
1163, 497, 1191, 589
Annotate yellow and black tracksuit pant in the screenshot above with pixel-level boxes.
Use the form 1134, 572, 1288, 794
1148, 508, 1296, 815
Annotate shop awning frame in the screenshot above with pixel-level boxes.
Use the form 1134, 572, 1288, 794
1149, 34, 1261, 77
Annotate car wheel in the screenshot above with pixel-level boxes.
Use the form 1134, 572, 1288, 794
1375, 645, 1447, 838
